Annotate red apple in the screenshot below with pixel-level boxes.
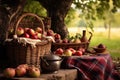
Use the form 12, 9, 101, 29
3, 68, 16, 78
54, 33, 61, 39
55, 48, 64, 55
27, 66, 40, 78
16, 27, 24, 36
78, 48, 85, 53
47, 29, 54, 36
64, 49, 72, 56
27, 28, 36, 36
24, 28, 30, 32
17, 64, 29, 70
35, 27, 42, 33
62, 38, 68, 43
15, 66, 27, 77
68, 48, 76, 55
74, 50, 83, 56
31, 34, 38, 39
23, 33, 30, 38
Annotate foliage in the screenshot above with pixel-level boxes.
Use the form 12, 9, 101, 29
24, 0, 47, 17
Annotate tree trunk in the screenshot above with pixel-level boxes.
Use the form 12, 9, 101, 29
37, 0, 73, 39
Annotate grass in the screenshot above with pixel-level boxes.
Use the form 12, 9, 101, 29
68, 27, 120, 58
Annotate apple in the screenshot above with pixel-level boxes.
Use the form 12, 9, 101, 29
68, 48, 76, 55
64, 49, 72, 56
47, 29, 54, 36
27, 28, 36, 36
54, 33, 61, 39
23, 33, 30, 38
74, 50, 83, 56
36, 32, 42, 39
31, 34, 38, 39
54, 48, 64, 55
62, 38, 68, 43
35, 27, 42, 33
55, 39, 62, 43
3, 68, 16, 78
24, 28, 30, 32
15, 65, 27, 77
16, 27, 24, 36
27, 66, 40, 78
17, 64, 29, 70
78, 48, 85, 53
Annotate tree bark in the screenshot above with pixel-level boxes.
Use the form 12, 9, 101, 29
37, 0, 73, 39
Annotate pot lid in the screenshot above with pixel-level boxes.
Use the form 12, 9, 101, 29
43, 54, 61, 60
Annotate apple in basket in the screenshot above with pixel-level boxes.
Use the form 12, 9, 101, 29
54, 48, 64, 55
23, 33, 30, 38
54, 33, 61, 39
64, 49, 72, 56
3, 68, 16, 78
27, 66, 40, 78
35, 27, 42, 33
15, 65, 27, 77
62, 38, 68, 43
16, 27, 24, 36
27, 28, 36, 36
47, 29, 54, 36
36, 32, 42, 39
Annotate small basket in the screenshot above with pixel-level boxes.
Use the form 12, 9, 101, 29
5, 13, 51, 68
51, 32, 92, 52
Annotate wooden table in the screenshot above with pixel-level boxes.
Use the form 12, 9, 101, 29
0, 69, 77, 80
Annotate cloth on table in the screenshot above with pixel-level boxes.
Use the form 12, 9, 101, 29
66, 54, 120, 80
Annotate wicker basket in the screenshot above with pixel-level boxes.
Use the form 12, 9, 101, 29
5, 13, 51, 68
51, 32, 93, 52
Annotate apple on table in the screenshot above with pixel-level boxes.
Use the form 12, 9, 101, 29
3, 68, 16, 78
64, 49, 72, 56
27, 66, 40, 78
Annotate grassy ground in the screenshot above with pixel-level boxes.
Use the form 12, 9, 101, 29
68, 27, 120, 58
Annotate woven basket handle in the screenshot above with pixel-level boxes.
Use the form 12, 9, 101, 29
13, 13, 45, 37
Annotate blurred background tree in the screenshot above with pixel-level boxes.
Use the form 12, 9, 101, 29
1, 0, 120, 39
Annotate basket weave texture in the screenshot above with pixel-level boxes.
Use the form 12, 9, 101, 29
5, 13, 51, 68
51, 42, 89, 51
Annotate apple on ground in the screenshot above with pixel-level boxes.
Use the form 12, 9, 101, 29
27, 66, 40, 78
74, 50, 83, 56
54, 48, 64, 55
35, 27, 42, 33
3, 68, 16, 78
64, 49, 72, 56
16, 27, 24, 36
15, 65, 27, 77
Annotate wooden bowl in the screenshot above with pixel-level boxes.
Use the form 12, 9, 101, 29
93, 47, 106, 53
